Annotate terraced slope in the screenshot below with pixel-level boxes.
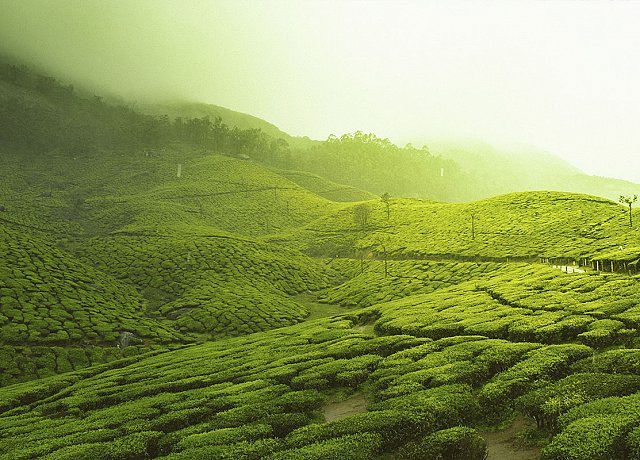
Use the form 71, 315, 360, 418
0, 226, 187, 385
1, 258, 639, 458
4, 144, 640, 459
0, 148, 342, 238
76, 234, 331, 336
320, 259, 511, 308
293, 191, 638, 260
0, 226, 183, 346
370, 264, 639, 346
0, 147, 362, 384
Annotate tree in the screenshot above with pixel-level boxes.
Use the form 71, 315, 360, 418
353, 204, 371, 233
619, 195, 637, 228
381, 192, 391, 220
373, 234, 391, 278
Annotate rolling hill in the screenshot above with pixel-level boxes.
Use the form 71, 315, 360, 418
141, 101, 316, 150
1, 58, 640, 459
429, 140, 640, 203
289, 191, 639, 261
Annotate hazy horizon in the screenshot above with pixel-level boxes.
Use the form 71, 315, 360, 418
2, 0, 640, 183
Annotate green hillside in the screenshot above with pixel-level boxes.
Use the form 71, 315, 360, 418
142, 101, 316, 149
292, 191, 638, 261
274, 169, 376, 203
75, 234, 331, 336
0, 146, 345, 238
429, 140, 640, 203
1, 264, 639, 459
0, 226, 184, 346
2, 59, 640, 459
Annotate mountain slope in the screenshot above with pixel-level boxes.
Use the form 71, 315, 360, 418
429, 140, 639, 202
142, 101, 316, 149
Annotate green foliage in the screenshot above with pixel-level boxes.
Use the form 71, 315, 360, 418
0, 226, 184, 349
478, 344, 592, 416
296, 131, 461, 200
0, 345, 153, 386
5, 62, 640, 460
571, 348, 640, 374
299, 191, 635, 260
627, 426, 640, 460
517, 373, 640, 431
276, 169, 376, 202
537, 393, 640, 460
285, 410, 419, 450
265, 433, 382, 460
76, 233, 329, 336
540, 415, 638, 460
397, 426, 488, 460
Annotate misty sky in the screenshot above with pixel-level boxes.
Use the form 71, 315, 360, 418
2, 0, 640, 182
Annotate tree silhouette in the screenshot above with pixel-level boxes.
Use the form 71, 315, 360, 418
353, 204, 371, 233
381, 192, 391, 220
619, 195, 637, 228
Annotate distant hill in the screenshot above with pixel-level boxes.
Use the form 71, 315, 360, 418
428, 141, 639, 203
142, 100, 317, 149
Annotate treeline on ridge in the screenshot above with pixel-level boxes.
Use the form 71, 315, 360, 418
1, 58, 466, 201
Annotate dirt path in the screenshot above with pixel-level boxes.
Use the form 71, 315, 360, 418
480, 415, 541, 460
322, 393, 368, 422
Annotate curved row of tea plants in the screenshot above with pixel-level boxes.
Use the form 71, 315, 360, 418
320, 259, 510, 308
76, 234, 332, 336
371, 264, 639, 347
0, 344, 160, 387
0, 227, 184, 347
3, 306, 636, 459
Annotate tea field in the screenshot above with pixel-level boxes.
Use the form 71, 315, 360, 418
2, 146, 640, 459
0, 293, 638, 459
293, 191, 639, 261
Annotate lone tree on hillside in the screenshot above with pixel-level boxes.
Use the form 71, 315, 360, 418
619, 195, 637, 228
381, 192, 391, 220
353, 204, 371, 233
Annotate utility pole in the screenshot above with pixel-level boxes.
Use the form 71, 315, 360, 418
471, 212, 477, 240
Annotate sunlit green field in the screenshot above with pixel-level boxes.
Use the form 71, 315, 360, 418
1, 146, 639, 459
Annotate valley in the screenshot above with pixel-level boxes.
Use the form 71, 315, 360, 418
0, 57, 639, 460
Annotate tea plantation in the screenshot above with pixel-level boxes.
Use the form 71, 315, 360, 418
2, 145, 640, 459
75, 234, 331, 336
293, 191, 639, 260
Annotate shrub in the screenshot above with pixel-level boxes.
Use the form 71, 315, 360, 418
626, 426, 640, 460
397, 426, 487, 460
178, 424, 272, 450
540, 415, 638, 460
265, 433, 382, 460
286, 409, 421, 450
517, 373, 640, 431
